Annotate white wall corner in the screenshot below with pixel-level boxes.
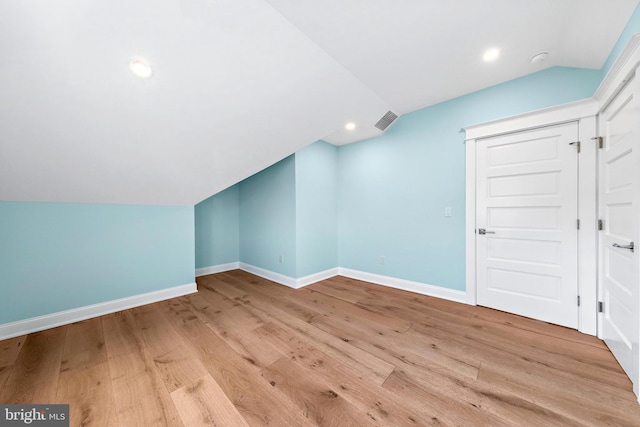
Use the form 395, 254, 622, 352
0, 282, 197, 341
337, 268, 468, 304
196, 262, 240, 277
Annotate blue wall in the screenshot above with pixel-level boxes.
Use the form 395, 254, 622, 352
194, 13, 640, 291
4, 12, 638, 327
0, 202, 194, 324
295, 141, 339, 277
338, 66, 601, 290
195, 184, 239, 269
198, 141, 338, 279
194, 68, 603, 289
239, 156, 297, 277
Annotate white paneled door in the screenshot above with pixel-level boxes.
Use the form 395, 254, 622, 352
598, 73, 640, 397
476, 122, 579, 328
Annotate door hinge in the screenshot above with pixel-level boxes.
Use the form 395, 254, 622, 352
569, 140, 581, 153
577, 295, 581, 307
577, 219, 580, 230
598, 301, 604, 313
591, 136, 604, 149
598, 219, 604, 231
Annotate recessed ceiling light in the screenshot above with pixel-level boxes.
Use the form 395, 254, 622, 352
482, 48, 500, 62
345, 122, 356, 131
130, 60, 153, 78
530, 52, 549, 64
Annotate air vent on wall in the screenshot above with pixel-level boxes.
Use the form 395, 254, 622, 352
374, 110, 398, 131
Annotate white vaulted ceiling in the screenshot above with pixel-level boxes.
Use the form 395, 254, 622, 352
0, 0, 637, 205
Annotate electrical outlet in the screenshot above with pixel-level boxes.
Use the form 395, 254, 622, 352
380, 256, 385, 265
444, 207, 452, 217
279, 255, 283, 264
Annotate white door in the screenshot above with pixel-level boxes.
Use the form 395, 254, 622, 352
598, 72, 640, 397
476, 122, 579, 328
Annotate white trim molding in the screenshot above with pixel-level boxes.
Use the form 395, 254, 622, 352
196, 262, 240, 277
239, 262, 298, 288
234, 263, 466, 303
465, 132, 478, 307
297, 268, 340, 288
238, 263, 338, 289
0, 282, 197, 341
338, 268, 468, 304
464, 98, 598, 140
595, 34, 640, 110
577, 115, 598, 335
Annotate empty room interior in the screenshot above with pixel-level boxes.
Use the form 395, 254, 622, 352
3, 1, 640, 425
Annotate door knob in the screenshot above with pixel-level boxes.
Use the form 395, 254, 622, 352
612, 241, 634, 252
478, 228, 495, 235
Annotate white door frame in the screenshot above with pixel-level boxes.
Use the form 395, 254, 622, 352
464, 99, 599, 335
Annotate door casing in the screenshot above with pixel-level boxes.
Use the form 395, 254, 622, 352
465, 100, 599, 335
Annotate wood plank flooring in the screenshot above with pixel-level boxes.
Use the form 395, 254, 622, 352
1, 270, 639, 426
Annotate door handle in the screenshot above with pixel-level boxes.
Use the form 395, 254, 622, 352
612, 241, 634, 252
478, 228, 495, 235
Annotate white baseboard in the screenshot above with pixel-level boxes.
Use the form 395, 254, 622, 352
0, 282, 197, 341
296, 268, 339, 288
196, 262, 240, 277
233, 263, 465, 304
338, 268, 468, 304
239, 262, 298, 288
0, 266, 466, 341
197, 261, 466, 305
238, 263, 338, 289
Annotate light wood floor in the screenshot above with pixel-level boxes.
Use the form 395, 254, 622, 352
1, 270, 639, 426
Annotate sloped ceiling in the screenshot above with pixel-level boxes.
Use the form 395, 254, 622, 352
0, 0, 637, 205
